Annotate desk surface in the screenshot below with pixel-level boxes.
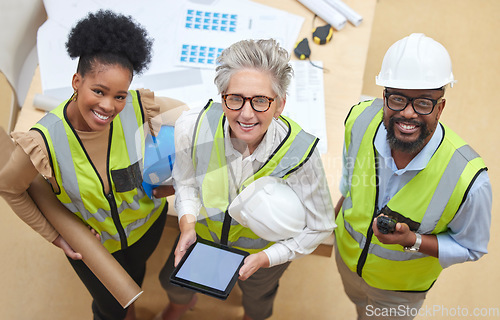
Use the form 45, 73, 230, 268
16, 0, 377, 199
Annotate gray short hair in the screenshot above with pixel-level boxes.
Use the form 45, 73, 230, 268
214, 39, 293, 100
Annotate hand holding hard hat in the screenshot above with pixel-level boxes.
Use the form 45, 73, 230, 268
228, 176, 307, 242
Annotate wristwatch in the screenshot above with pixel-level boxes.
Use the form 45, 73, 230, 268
404, 233, 422, 252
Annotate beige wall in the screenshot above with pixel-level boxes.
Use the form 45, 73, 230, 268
0, 73, 12, 130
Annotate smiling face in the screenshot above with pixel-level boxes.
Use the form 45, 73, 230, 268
383, 88, 446, 155
67, 63, 132, 132
223, 69, 285, 154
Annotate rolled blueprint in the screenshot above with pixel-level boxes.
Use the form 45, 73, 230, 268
28, 176, 143, 308
33, 94, 61, 112
324, 0, 363, 27
297, 0, 347, 31
0, 128, 142, 308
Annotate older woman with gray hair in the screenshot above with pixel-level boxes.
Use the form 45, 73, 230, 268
156, 39, 336, 320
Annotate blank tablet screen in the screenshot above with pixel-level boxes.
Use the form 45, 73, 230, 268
170, 238, 249, 299
176, 241, 245, 290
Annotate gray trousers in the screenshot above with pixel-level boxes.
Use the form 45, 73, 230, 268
335, 244, 428, 319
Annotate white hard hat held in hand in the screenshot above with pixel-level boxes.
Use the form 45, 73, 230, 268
376, 33, 456, 89
228, 176, 306, 242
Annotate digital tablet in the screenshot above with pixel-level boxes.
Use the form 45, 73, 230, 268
170, 238, 249, 300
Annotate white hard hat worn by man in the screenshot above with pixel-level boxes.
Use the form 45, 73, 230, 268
376, 33, 456, 89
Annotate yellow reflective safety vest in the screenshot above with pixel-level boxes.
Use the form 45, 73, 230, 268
32, 90, 166, 253
335, 99, 487, 291
192, 100, 319, 254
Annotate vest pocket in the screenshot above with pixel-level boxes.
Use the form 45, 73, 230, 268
111, 161, 143, 193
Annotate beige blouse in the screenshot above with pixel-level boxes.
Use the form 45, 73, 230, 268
0, 89, 187, 243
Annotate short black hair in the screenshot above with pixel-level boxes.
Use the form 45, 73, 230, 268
65, 9, 153, 77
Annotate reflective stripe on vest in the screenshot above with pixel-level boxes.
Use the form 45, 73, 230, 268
336, 99, 487, 291
192, 100, 318, 254
32, 90, 165, 253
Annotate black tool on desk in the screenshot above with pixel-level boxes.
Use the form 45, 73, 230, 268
292, 15, 332, 72
293, 38, 327, 71
313, 23, 333, 45
312, 14, 334, 45
294, 38, 311, 60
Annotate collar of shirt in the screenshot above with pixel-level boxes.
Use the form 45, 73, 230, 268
374, 122, 443, 175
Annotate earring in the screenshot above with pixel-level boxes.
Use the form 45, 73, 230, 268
71, 91, 78, 102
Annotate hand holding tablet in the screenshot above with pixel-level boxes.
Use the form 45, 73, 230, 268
170, 238, 249, 300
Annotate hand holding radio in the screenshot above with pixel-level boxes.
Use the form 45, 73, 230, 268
376, 215, 397, 234
373, 206, 420, 251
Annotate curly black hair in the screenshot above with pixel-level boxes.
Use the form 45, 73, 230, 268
65, 10, 153, 77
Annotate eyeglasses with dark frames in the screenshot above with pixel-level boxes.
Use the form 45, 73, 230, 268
222, 94, 275, 112
384, 89, 443, 115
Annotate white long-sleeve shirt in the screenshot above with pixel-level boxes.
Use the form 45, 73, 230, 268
172, 106, 336, 267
